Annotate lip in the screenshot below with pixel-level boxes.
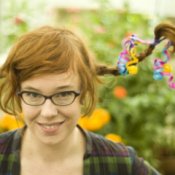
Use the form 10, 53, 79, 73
38, 121, 65, 125
37, 120, 65, 135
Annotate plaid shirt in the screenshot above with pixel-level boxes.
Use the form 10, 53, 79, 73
0, 126, 161, 175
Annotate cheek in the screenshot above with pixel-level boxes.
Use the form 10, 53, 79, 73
21, 100, 81, 122
21, 103, 27, 117
63, 102, 81, 119
21, 103, 38, 121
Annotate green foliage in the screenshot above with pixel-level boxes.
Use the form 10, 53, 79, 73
0, 1, 29, 54
55, 1, 175, 167
0, 0, 47, 55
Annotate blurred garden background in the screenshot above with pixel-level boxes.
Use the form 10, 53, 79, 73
1, 0, 175, 174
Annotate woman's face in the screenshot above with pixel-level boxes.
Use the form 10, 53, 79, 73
20, 72, 81, 145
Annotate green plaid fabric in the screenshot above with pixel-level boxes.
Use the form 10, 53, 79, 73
0, 126, 161, 175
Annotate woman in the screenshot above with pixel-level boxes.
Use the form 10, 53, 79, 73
0, 23, 171, 174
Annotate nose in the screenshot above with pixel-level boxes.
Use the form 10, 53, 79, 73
40, 99, 58, 118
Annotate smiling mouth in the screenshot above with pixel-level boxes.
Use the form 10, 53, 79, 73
37, 121, 65, 134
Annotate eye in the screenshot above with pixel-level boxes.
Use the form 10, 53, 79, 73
22, 91, 42, 99
56, 91, 74, 98
53, 91, 75, 101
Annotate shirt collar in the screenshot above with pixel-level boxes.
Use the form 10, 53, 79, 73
12, 126, 26, 153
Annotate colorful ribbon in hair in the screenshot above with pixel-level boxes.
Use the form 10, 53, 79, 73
153, 41, 175, 89
117, 34, 175, 89
117, 34, 151, 75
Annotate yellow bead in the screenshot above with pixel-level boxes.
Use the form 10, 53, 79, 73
163, 64, 172, 73
127, 65, 138, 75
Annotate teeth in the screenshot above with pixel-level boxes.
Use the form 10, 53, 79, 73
42, 124, 57, 129
38, 121, 65, 131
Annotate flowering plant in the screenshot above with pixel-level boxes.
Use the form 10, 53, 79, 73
54, 2, 175, 168
0, 114, 24, 132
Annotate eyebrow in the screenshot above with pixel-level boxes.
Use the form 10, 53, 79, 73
21, 85, 77, 92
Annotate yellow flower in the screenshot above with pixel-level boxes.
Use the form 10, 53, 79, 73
0, 114, 24, 131
105, 133, 123, 143
93, 108, 111, 125
78, 116, 89, 129
78, 108, 111, 131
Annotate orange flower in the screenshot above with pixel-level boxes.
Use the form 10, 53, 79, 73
113, 86, 127, 99
0, 114, 24, 131
78, 108, 111, 131
105, 133, 123, 143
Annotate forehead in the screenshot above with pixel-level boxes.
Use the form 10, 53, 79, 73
21, 72, 80, 92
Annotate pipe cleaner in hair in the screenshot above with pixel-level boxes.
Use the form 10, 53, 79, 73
153, 41, 175, 89
117, 50, 129, 75
117, 34, 151, 75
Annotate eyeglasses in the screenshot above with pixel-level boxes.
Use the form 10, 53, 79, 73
17, 90, 80, 106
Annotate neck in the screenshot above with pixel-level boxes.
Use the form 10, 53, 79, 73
22, 126, 84, 162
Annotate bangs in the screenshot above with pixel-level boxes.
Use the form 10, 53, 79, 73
14, 31, 83, 81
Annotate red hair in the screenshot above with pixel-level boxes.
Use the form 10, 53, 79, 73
0, 26, 99, 115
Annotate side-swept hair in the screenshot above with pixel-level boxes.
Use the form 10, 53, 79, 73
0, 26, 99, 116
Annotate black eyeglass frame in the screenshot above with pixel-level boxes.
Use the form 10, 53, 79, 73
17, 90, 81, 106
